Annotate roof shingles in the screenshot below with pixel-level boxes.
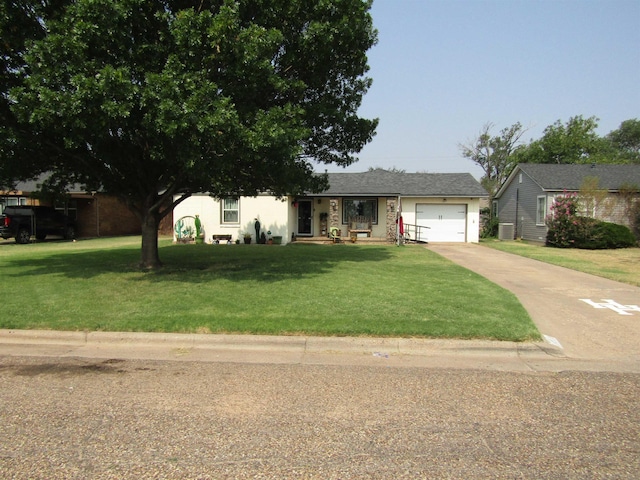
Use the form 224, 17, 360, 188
321, 169, 487, 197
519, 164, 640, 191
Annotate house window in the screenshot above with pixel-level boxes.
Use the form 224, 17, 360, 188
342, 198, 378, 224
222, 198, 239, 224
536, 196, 546, 225
6, 197, 27, 206
1, 197, 28, 214
492, 200, 498, 218
55, 199, 77, 219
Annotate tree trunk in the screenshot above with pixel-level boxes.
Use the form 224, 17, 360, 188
140, 212, 162, 269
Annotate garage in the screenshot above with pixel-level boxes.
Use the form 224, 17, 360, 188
416, 204, 467, 242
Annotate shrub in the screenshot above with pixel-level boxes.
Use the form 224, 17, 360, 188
546, 193, 637, 249
575, 221, 637, 249
545, 193, 580, 248
481, 215, 499, 238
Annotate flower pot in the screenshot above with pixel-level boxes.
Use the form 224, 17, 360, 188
244, 237, 252, 244
272, 236, 282, 245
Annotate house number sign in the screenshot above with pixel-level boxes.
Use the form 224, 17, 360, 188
580, 299, 640, 316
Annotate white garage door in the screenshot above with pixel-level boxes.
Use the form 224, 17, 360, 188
416, 204, 467, 242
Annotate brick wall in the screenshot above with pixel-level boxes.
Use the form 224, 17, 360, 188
585, 193, 640, 229
76, 194, 141, 237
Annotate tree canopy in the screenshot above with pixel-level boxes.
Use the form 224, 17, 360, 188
0, 0, 70, 189
512, 116, 607, 165
607, 119, 640, 163
3, 0, 378, 268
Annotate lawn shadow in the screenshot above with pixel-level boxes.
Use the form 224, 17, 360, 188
2, 243, 396, 283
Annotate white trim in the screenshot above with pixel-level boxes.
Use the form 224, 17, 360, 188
536, 195, 547, 225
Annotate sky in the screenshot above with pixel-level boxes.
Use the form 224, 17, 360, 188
330, 0, 640, 179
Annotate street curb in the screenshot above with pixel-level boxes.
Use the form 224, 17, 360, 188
0, 328, 561, 357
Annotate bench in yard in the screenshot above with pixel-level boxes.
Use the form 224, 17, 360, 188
212, 234, 233, 244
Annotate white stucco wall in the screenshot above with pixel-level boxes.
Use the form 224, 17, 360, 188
173, 194, 292, 244
173, 194, 482, 244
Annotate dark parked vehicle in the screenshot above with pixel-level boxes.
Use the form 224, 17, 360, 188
0, 206, 77, 244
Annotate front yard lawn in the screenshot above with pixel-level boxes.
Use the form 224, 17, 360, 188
0, 237, 539, 341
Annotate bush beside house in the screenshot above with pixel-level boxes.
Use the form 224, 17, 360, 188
546, 193, 637, 249
494, 164, 640, 243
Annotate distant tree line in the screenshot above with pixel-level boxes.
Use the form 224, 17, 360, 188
460, 116, 640, 198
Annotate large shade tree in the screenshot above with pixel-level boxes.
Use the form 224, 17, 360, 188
6, 0, 378, 268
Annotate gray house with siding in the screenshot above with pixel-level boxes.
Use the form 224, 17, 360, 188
494, 163, 640, 242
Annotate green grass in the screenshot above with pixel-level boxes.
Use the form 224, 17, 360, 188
0, 237, 539, 341
482, 239, 640, 287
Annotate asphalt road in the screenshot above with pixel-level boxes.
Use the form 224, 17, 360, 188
1, 244, 639, 479
1, 356, 638, 479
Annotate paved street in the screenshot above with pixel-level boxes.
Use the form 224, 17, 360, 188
1, 244, 639, 478
1, 356, 639, 479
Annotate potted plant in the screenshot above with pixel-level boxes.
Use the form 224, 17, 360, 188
181, 225, 195, 243
243, 233, 252, 244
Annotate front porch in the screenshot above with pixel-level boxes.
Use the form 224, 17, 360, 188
293, 234, 391, 245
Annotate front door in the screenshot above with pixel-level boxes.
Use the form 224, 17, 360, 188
297, 200, 313, 236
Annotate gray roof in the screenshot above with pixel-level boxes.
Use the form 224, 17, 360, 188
519, 163, 640, 191
2, 174, 87, 194
6, 169, 488, 199
320, 169, 488, 197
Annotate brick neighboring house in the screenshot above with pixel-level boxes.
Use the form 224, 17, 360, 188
494, 163, 640, 242
1, 178, 140, 238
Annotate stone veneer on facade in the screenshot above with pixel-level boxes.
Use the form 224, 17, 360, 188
385, 197, 396, 241
327, 196, 397, 240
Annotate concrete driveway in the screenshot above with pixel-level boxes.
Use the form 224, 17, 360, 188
428, 243, 640, 367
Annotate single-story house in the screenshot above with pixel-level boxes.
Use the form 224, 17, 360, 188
493, 163, 640, 242
1, 178, 141, 238
172, 169, 488, 244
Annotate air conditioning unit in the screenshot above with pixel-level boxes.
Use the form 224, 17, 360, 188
498, 223, 514, 240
